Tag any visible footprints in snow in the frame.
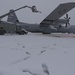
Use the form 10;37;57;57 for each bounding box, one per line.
10;56;30;65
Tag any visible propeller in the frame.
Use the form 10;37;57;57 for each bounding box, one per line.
65;14;70;27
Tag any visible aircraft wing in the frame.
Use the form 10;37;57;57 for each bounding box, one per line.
40;2;75;25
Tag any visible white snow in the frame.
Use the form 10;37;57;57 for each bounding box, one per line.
0;33;75;75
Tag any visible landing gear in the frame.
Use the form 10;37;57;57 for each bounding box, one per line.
59;25;62;29
0;27;6;35
42;32;51;34
16;26;28;35
16;30;28;35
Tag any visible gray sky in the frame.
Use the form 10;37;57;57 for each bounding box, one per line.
0;0;75;24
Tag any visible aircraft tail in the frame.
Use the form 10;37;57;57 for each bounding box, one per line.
7;9;19;23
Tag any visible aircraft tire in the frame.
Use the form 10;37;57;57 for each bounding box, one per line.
73;33;75;34
42;32;51;34
0;30;5;35
67;32;70;34
18;31;28;35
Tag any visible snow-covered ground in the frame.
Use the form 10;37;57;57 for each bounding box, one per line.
0;33;75;75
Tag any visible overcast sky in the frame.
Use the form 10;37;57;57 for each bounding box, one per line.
0;0;75;24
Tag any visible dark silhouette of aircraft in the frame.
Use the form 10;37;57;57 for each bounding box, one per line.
7;2;75;34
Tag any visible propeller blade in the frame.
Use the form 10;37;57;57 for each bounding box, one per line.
66;23;67;27
66;14;68;18
68;22;70;26
65;14;71;27
65;22;70;27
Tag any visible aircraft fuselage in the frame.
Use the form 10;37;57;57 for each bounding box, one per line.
17;22;75;34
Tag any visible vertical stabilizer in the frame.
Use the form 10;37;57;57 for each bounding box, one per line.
7;9;19;23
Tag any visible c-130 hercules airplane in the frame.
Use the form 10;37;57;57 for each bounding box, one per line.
7;2;75;34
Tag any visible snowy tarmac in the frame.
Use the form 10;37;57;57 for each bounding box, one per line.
0;33;75;75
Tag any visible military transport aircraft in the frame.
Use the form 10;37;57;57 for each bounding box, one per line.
0;5;40;34
7;2;75;34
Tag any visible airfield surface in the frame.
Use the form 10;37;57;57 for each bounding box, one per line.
0;33;75;75
45;33;75;38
